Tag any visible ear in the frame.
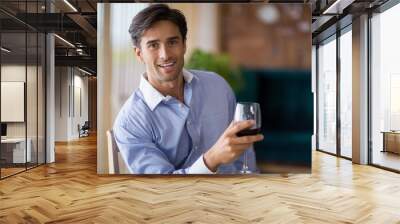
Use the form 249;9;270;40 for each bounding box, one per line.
183;40;187;54
134;47;144;63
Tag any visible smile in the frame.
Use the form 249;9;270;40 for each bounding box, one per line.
158;61;176;68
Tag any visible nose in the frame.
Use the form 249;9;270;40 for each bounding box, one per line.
159;44;171;61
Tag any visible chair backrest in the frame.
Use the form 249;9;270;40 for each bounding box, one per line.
106;130;119;174
106;129;130;174
82;121;90;129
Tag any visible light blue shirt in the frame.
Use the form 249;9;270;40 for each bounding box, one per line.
113;69;257;174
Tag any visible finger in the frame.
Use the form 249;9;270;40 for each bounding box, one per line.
228;120;236;128
231;134;264;144
230;143;253;153
221;121;236;137
226;120;255;136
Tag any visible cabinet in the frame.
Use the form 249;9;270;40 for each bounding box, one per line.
0;138;32;165
382;132;400;154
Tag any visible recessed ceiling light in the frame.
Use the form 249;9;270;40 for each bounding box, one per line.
323;0;355;15
1;47;11;53
54;34;75;48
78;67;93;76
63;0;78;12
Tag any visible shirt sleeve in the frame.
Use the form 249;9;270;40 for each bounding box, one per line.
113;120;215;174
187;155;215;174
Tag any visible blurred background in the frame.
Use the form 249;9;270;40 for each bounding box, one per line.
97;3;312;174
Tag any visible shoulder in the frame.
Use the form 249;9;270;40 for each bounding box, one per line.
189;69;226;82
188;69;236;107
189;69;232;91
113;90;151;131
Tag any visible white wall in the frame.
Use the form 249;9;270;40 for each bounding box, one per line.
1;66;26;139
1;65;39;137
54;67;89;141
72;73;89;138
55;66;68;141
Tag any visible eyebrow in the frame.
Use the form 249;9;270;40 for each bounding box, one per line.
145;36;180;46
167;36;180;41
146;39;159;46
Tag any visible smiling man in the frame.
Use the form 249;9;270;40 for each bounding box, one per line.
113;4;264;174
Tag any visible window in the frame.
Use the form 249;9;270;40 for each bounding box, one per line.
317;36;337;154
339;28;352;158
371;2;400;171
0;1;46;179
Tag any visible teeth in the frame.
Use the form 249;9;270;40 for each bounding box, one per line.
159;62;175;67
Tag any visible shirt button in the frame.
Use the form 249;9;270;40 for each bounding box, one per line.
194;146;198;150
187;120;191;125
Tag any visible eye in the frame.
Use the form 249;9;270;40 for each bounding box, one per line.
168;39;178;46
148;42;159;49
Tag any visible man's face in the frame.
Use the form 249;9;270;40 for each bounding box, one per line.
135;20;186;83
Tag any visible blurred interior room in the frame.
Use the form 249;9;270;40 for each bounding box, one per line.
0;0;400;223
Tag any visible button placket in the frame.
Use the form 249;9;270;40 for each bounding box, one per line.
187;114;200;154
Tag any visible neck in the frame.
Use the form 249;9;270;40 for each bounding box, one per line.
147;73;185;103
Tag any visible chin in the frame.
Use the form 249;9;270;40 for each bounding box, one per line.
162;74;180;82
157;71;180;82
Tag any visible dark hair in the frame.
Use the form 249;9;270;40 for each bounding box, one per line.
129;4;187;48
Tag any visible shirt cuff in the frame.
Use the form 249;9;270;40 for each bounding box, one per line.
187;154;216;174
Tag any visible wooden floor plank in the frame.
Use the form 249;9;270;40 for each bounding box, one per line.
1;134;400;223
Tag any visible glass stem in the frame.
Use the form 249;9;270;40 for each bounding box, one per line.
243;150;248;173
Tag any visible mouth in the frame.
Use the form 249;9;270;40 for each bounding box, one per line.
158;61;176;69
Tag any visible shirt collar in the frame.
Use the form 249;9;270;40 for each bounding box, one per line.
139;69;194;111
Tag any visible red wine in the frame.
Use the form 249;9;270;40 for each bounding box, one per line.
236;128;261;137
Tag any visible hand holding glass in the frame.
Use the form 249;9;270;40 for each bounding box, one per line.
234;102;262;174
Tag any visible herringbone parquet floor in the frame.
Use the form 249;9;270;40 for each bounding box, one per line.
1;134;400;223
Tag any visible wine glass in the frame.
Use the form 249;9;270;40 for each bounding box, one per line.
234;102;261;174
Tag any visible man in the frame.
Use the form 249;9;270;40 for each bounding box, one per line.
113;4;264;174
